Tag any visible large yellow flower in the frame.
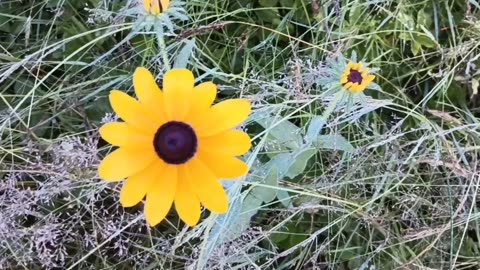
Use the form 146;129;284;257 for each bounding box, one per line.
142;0;169;15
340;61;376;93
98;67;251;227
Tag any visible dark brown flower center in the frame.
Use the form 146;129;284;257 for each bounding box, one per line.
153;121;197;165
347;69;363;84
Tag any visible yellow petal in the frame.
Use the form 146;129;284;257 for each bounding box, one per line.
99;122;153;148
160;0;170;11
98;148;157;182
186;158;228;213
340;75;348;84
361;68;370;76
142;0;150;11
152;0;161;14
109;90;160;133
186;82;217;123
364;74;376;84
354;63;363;70
197;150;249;179
143;0;161;14
347;62;355;69
174;168;201;226
163;69;194;121
144;165;177;226
199;130;251;156
133;67;166;122
195;99;251;137
120;160;164;207
349;84;362;93
344;82;353;90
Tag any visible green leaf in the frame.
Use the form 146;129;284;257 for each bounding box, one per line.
251;167;278;203
349;0;363;23
411;40;422;56
286;222;309;246
270;230;289;243
267;153;292;176
347;257;364;270
29;111;51;138
305;116;326;145
256;114;303;151
85;96;112;123
277;189;292;207
0;14;11;32
208;186;263;244
279;0;295;7
45;0;63;8
444;81;467;107
254;9;280;24
416;9;432;28
398;32;413;41
286;148;316;179
173;39;196;69
259;0;278;6
314;135;355;152
397;11;415;30
415;32;437;48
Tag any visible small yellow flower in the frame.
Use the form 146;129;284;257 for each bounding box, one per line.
142;0;170;15
98;67;251;227
340;61;376;93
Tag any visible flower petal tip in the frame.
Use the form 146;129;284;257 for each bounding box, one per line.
183;218;200;227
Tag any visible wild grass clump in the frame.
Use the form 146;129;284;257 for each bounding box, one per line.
1;0;480;269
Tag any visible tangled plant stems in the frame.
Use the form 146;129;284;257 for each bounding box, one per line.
98;67;252;226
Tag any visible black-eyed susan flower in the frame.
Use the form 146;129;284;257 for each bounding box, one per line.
98;67;251;227
340;62;376;93
314;51;380;96
142;0;169;16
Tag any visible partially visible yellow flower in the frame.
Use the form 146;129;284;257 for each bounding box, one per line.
142;0;170;15
340;61;376;93
98;67;251;227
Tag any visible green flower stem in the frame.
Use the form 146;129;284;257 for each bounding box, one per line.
320;90;345;122
154;25;170;71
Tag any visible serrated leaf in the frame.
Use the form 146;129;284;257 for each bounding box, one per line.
286;148;316;179
314;135;355;152
251;167;278;203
